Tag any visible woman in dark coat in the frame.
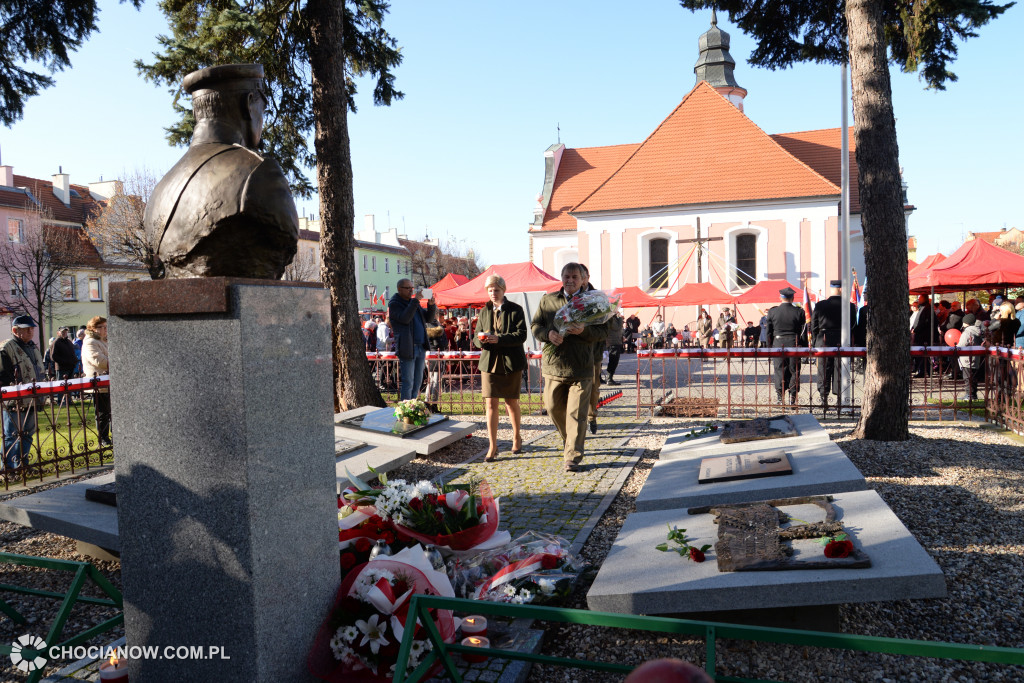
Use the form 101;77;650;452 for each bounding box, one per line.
473;275;527;461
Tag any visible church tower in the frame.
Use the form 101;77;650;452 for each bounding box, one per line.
693;9;747;112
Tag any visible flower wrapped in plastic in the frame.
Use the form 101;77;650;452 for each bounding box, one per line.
338;493;407;578
309;545;459;682
344;471;511;556
450;532;588;605
553;290;620;334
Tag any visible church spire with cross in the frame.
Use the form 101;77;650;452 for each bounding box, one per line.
693;8;748;111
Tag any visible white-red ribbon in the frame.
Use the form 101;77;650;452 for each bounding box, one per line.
0;375;110;398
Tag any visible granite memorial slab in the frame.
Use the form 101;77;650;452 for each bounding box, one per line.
336;442;417;489
636;441;868;513
587;490;946;618
335;437;367;457
0;472;119;551
335;406;476;456
697;448;792;484
661;413;829;460
338;408;449;438
718;415;797;443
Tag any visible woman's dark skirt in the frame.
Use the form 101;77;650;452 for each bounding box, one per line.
481;370;523;399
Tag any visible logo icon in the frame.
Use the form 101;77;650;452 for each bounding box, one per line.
10;634;47;672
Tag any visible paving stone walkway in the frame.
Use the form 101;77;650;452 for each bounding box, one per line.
442;391;649;552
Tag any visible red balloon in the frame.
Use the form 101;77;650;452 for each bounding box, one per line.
944;328;961;346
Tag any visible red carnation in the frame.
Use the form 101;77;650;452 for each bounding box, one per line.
382;531;397;545
824;539;854;558
541;554;559;570
409;497;424;512
340;552;357;569
354;537;372;553
689;547;706;563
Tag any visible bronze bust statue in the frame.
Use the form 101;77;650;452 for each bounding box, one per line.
145;64;299;279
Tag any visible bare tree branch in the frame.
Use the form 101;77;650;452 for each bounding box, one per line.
83;169;163;279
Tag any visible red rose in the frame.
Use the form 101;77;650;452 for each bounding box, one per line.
541;554;559;570
392;579;410;595
476;504;485;516
689;547;706;562
382;531;397;545
340;552;356;569
824;540;854;558
409;497;424;512
354;537;372;553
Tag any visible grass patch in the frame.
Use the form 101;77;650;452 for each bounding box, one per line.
4;399;112;479
925;396;987;417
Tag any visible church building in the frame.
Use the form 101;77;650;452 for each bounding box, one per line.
528;13;913;323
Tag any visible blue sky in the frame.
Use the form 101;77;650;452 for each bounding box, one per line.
1;0;1020;268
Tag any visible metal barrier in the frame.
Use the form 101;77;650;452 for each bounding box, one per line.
0;375;113;490
635;346;1000;421
366;352;546;415
0;552;123;683
393;595;1024;683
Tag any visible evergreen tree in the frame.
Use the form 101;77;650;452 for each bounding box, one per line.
0;0;141;125
137;0;404;410
680;0;1012;440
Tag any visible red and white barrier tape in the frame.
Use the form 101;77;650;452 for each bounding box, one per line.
1;375;110;399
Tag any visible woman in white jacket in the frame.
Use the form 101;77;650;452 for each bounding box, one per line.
82;316;111;447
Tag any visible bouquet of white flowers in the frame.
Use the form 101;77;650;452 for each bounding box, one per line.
553;290;620;334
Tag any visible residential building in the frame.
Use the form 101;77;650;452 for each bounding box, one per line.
967;228;1024;251
528;14;914;324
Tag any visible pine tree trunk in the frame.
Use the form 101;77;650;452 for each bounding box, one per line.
847;0;910;440
307;0;385;411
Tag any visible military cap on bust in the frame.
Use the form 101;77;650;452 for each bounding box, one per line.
183;63;266;96
779;287;796;298
829;279;842;288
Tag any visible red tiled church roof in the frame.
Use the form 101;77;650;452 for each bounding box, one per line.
538;144;637;232
770;128;860;213
572;82;839;214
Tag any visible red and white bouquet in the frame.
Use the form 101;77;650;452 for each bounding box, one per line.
309;545;458;682
450;532;588;605
553;290;620;334
342;471;510;557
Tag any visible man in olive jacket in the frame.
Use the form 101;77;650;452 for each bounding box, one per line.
0;316;45;470
531;263;607;472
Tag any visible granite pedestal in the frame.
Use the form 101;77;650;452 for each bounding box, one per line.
587;490;946;626
635;441;868;512
661;413;829;460
109;279;339;682
334;405;476;456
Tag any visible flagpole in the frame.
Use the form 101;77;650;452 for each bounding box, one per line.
840;63;853;409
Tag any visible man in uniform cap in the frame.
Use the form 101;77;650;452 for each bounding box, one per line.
766;287;805;404
0;315;45;470
145;63;298;279
811;279;857;407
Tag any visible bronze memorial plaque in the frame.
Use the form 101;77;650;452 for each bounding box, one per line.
718;415;798;444
697;448;793;484
690;496;871;572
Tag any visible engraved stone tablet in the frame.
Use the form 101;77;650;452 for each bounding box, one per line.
85;481;117;507
337;408;449;438
703;496;871;572
718;415;797;443
697;449;793;484
334;437;367;456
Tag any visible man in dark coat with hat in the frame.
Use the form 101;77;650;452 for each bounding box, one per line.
811;280;857;405
766;287;805;404
0;315;45;470
145;64;298;279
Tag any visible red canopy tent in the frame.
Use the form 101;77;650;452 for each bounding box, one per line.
435;262;561;308
659;281;735;306
605;286;662;308
429;273;470;292
732;279;816;305
908;252;946;278
909;239;1024;293
908;259;919;272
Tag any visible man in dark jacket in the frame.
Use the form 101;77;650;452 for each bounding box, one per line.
531;263;607;472
767;287;806;404
388;279;437;400
811;280;856;404
0;315;45;470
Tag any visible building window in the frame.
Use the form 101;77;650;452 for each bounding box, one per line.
362;254;368;270
10;273;25;297
384;286;390;299
363;285;373;300
648;238;669;289
89;277;103;301
372;256;376;271
61;275;77;301
385;257;389;273
735;234;756;287
7;218;23;243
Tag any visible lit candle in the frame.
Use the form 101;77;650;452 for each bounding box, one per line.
98;656;129;682
461;615;487;637
460;636;489;663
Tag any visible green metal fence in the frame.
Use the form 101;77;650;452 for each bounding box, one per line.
0;553;123;683
393;596;1024;683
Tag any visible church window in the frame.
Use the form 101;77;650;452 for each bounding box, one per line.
648;238;669;289
735;234;756;287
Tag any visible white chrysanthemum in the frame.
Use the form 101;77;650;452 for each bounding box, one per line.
329;628;354;660
413;480;438;497
537;578;557;595
355;567;397;595
341;625;359;642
